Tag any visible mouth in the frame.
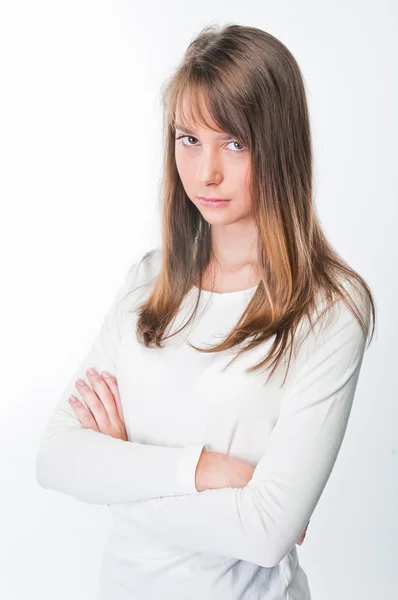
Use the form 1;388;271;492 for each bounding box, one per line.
198;197;231;207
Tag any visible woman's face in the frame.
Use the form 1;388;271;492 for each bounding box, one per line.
174;102;252;227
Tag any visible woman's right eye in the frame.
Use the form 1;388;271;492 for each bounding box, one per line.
175;135;198;146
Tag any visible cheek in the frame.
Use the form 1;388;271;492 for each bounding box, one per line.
175;150;192;183
230;162;251;194
235;165;252;210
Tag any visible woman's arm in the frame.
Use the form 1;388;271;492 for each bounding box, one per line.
35;254;205;505
109;296;369;568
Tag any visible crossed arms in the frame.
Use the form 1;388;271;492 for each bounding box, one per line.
36;261;368;568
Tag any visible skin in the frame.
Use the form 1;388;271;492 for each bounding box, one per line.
68;367;308;547
174;97;260;291
68;368;128;441
68;97;309;545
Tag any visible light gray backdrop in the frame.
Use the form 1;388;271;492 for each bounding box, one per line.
0;1;396;599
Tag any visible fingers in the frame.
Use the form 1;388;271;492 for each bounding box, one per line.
85;368;121;425
68;396;99;431
101;371;125;423
71;372;112;432
296;520;310;545
68;368;122;435
296;532;305;546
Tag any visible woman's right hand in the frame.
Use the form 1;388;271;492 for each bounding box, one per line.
195;450;254;492
195;450;309;545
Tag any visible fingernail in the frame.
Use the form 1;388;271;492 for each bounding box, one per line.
87;368;97;375
102;371;112;378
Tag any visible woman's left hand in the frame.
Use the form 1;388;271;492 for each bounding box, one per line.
68;369;309;545
68;368;128;441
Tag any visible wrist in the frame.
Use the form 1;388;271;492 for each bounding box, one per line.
195;450;227;492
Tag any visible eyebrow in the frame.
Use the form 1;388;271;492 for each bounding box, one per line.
174;122;232;141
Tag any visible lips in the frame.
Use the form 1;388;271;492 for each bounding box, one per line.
199;197;230;202
198;197;231;207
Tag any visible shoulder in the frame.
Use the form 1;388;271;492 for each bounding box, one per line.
124;246;162;288
292;276;371;367
115;247;162;313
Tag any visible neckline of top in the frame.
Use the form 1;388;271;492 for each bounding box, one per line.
191;283;259;298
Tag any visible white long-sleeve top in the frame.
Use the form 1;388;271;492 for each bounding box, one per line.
36;247;370;600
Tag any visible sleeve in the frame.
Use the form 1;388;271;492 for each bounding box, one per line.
109;294;370;568
35;251;205;505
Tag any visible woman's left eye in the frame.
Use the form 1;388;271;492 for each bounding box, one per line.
176;135;245;152
227;140;245;151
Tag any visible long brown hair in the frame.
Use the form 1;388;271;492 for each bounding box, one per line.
130;23;376;385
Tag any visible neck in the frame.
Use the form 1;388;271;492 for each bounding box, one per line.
209;218;259;273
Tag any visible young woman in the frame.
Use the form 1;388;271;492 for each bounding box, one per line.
36;24;376;599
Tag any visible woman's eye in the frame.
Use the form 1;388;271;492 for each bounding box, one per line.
227;140;244;152
175;135;245;152
177;135;199;146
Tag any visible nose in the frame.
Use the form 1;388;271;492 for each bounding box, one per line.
196;147;223;186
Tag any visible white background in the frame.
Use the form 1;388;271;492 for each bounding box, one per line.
1;1;397;598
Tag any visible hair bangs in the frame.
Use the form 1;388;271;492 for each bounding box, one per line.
172;72;251;149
